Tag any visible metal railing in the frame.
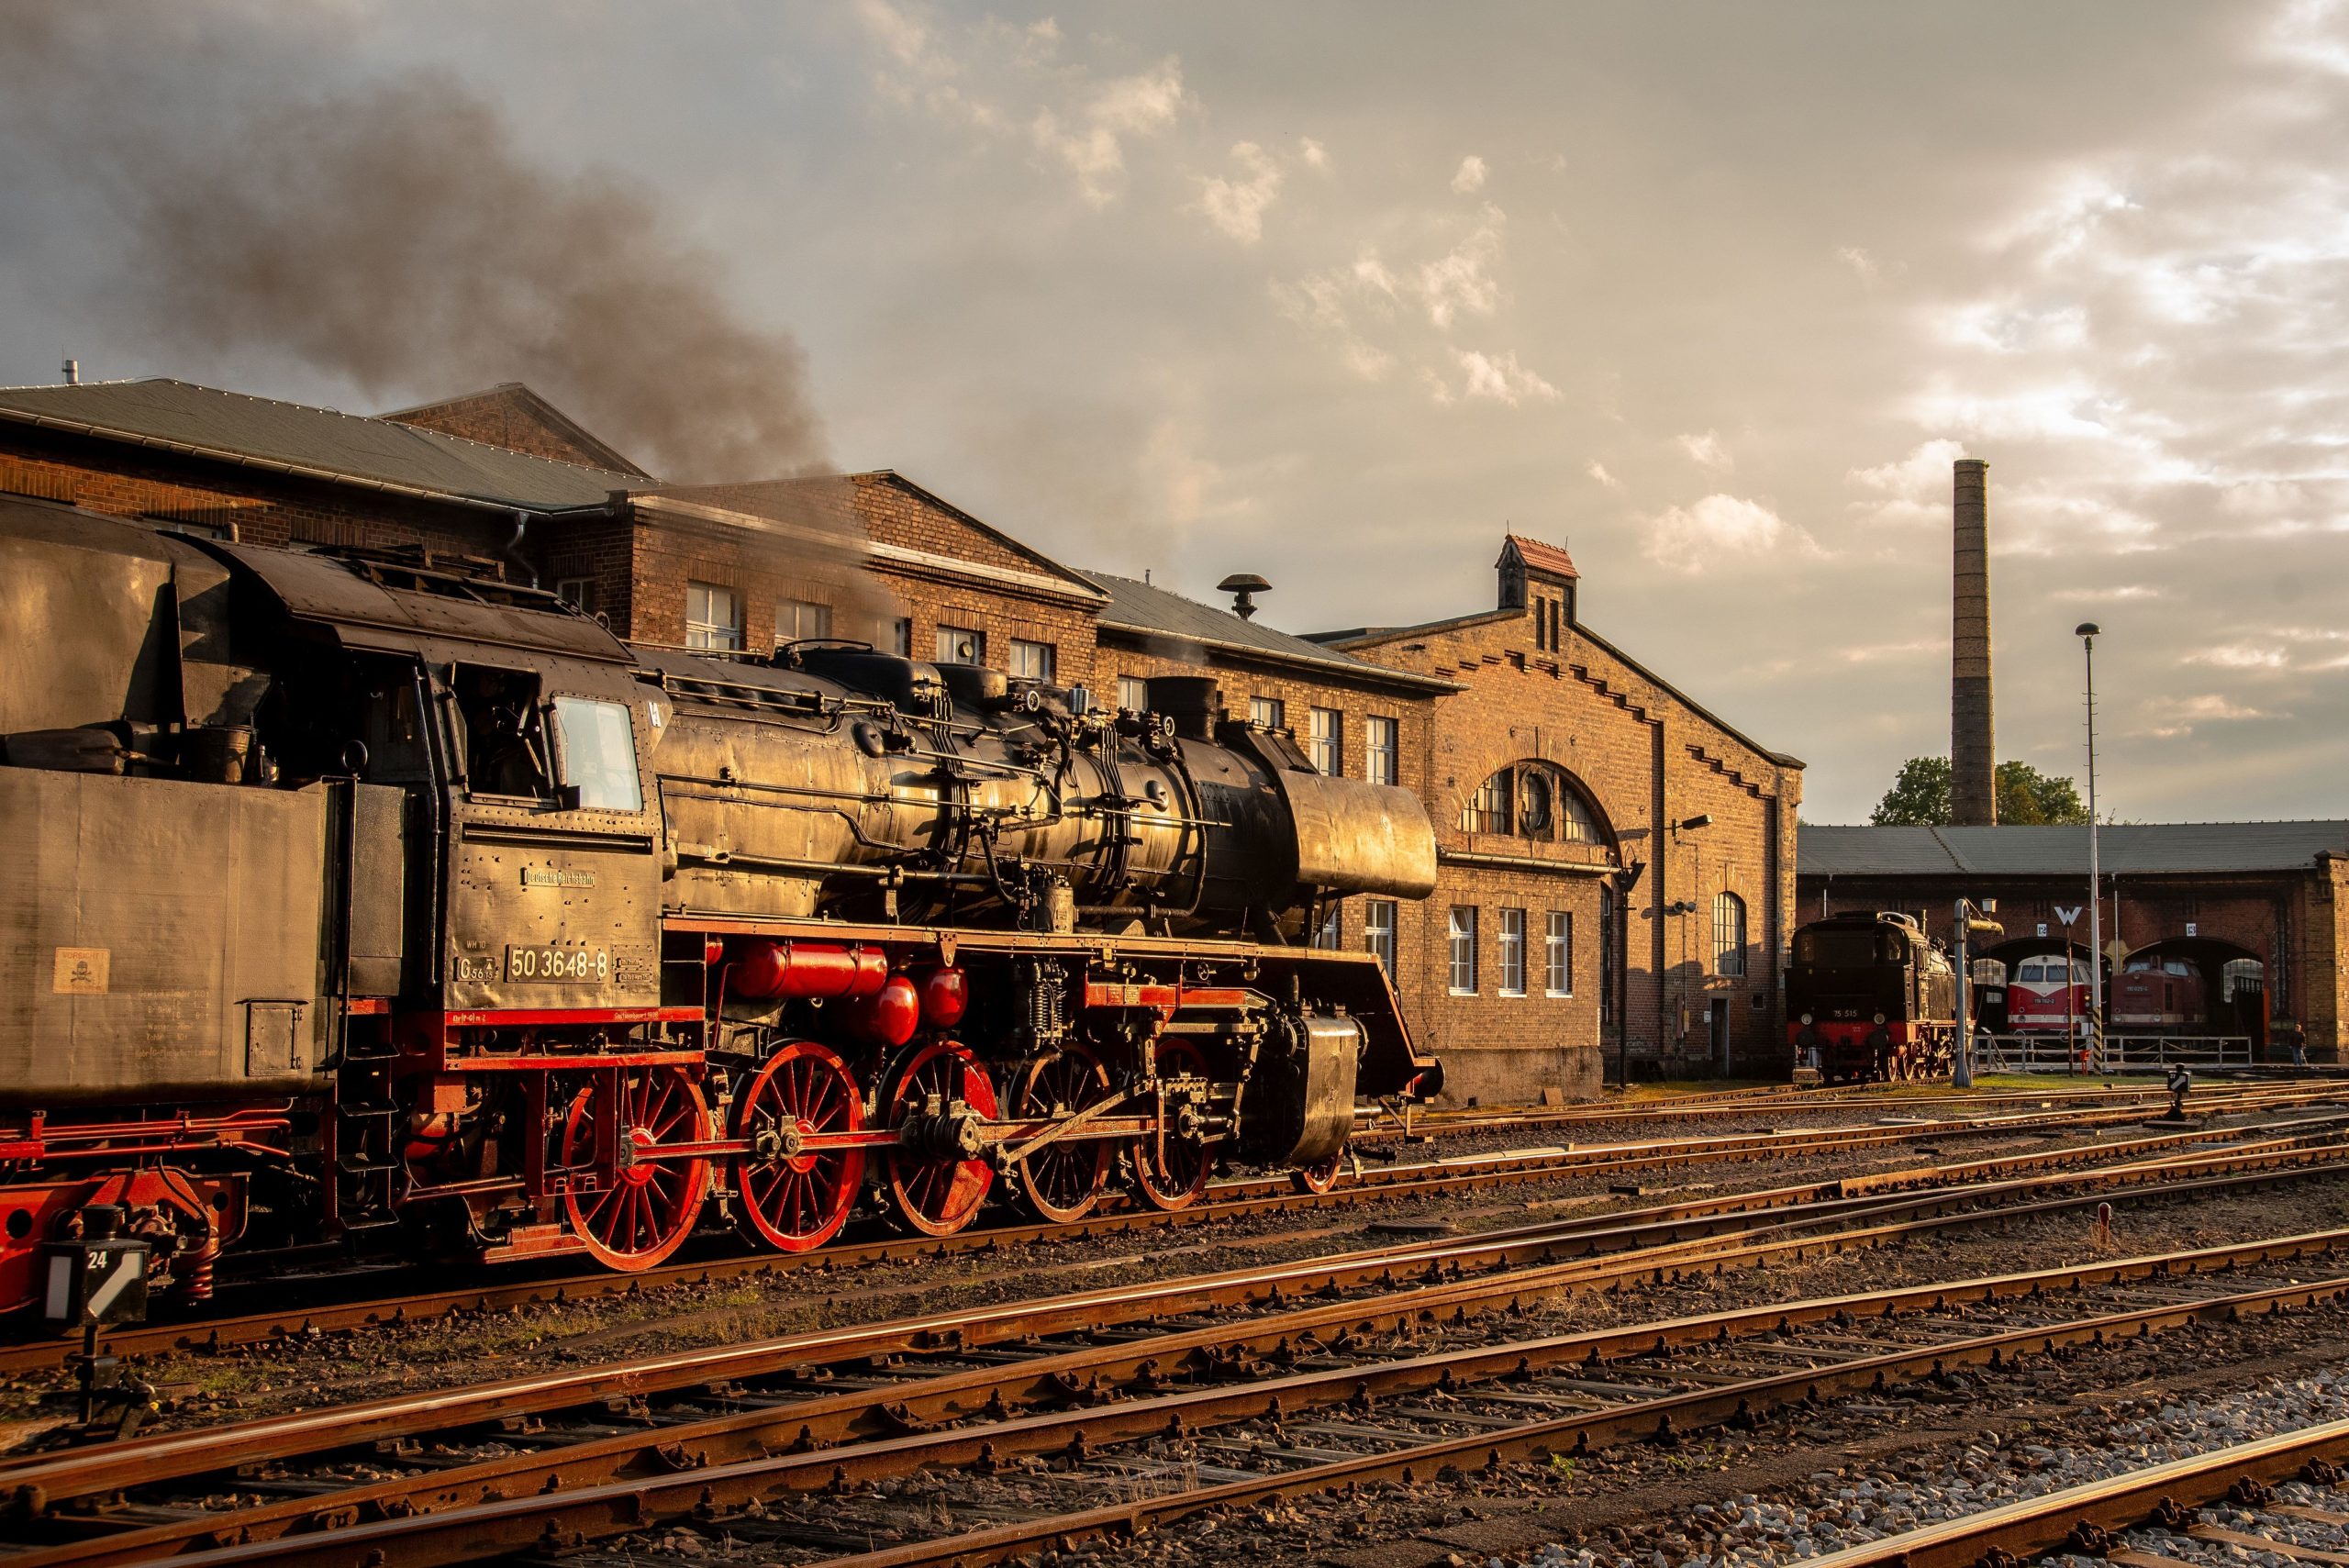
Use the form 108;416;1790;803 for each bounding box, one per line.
1973;1033;2256;1073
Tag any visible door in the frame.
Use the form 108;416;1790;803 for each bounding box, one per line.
1709;997;1731;1074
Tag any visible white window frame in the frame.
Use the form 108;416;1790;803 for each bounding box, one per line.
1714;891;1748;978
1250;695;1286;730
892;617;913;657
1364;898;1397;981
1308;706;1341;774
775;598;831;647
1365;715;1398;786
1497;907;1527;996
1448;906;1478;995
1545;910;1573;997
936;625;985;665
1310;904;1342;950
685;581;740;651
1009;638;1056;683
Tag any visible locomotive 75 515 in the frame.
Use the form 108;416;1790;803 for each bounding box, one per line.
0;497;1442;1313
1786;911;1956;1083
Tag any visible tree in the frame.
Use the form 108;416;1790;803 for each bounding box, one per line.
1869;756;2089;827
1995;761;2088;825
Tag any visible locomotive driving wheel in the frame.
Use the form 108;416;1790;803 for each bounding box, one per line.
560;1065;711;1271
732;1040;865;1252
882;1040;999;1237
1011;1045;1115;1223
1131;1040;1215;1211
1291;1151;1346;1195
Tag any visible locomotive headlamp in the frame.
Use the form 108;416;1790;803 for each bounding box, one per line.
1873;1012;1887;1025
1800;1013;1813;1026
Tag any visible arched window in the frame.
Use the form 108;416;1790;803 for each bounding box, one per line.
1459;762;1606;844
1713;892;1747;977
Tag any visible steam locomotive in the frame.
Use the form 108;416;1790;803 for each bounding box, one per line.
1786;911;1956;1083
0;496;1442;1316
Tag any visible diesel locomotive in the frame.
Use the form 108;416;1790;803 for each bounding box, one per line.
1786;911;1956;1083
0;496;1442;1315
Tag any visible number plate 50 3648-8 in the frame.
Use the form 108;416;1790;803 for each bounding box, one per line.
506;945;611;984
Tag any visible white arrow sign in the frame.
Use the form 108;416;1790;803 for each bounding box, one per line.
2054;906;2083;926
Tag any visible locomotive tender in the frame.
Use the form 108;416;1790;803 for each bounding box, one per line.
0;497;1442;1314
1786;911;1956;1083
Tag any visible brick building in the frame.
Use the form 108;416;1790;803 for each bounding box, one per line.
0;373;1806;1100
1316;539;1805;1098
1799;823;2349;1058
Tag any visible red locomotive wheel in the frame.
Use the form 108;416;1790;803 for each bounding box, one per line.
882;1040;999;1237
732;1040;865;1253
1011;1046;1115;1224
1131;1040;1215;1211
561;1066;711;1271
1291;1151;1346;1195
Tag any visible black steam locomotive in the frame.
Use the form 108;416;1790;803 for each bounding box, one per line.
0;496;1442;1314
1786;911;1956;1083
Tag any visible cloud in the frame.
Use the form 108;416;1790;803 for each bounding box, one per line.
1677;429;1733;471
1848;438;1969;495
2047;584;2161;603
1298;136;1329;171
2140;693;2281;738
1451;154;1486;194
1030;58;1188;206
1194;140;1282;243
1414;206;1507;327
1642;494;1811;573
1836;245;1879;283
1450;349;1559;406
2188;644;2289;669
1586;459;1623;491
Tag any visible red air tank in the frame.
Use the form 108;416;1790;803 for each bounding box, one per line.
918;966;969;1029
843;975;921;1048
732;941;887;1001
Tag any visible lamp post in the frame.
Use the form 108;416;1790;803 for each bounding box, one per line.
2077;622;2104;1068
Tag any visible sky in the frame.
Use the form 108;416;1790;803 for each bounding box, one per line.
2;2;2345;824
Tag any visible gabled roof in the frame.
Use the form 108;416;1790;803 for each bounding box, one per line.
378;383;652;479
0;377;637;514
1801;822;2349;879
1501;533;1578;580
1084;571;1459;693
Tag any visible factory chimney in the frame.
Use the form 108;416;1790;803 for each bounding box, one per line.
1951;457;1996;825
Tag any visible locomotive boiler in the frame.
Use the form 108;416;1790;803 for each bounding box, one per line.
0;496;1442;1312
1786;911;1956;1083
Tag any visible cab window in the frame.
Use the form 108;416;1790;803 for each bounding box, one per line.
552;696;642;811
451;665;551;798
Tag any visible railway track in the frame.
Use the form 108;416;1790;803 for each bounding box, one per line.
6;1133;2348;1564
15;1214;2349;1565
5;1084;2332;1378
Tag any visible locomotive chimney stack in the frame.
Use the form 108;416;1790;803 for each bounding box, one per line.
1951;457;1996;826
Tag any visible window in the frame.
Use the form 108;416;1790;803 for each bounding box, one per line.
1714;891;1748;977
1118;675;1149;712
936;625;985;665
1308;707;1341;773
554;576;597;615
1365;716;1398;785
1546;911;1573;996
1250;695;1286;729
1364;899;1397;981
1599;884;1617;1026
451;665;551;798
892;617;913;657
1448;906;1479;995
1497;908;1527;995
1459;762;1604;843
551;696;642;812
1009;638;1056;683
776;599;831;646
685;581;740;651
1310;905;1342;950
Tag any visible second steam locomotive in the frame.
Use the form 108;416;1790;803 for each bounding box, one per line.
1786;911;1957;1083
0;497;1442;1315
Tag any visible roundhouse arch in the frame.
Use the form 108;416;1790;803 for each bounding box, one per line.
2121;935;2268;1049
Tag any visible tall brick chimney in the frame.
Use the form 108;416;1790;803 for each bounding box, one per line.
1951;457;1996;825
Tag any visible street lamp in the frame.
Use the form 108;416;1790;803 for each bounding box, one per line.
2077;622;2104;1067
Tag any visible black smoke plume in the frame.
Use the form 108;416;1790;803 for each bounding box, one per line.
4;10;826;483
